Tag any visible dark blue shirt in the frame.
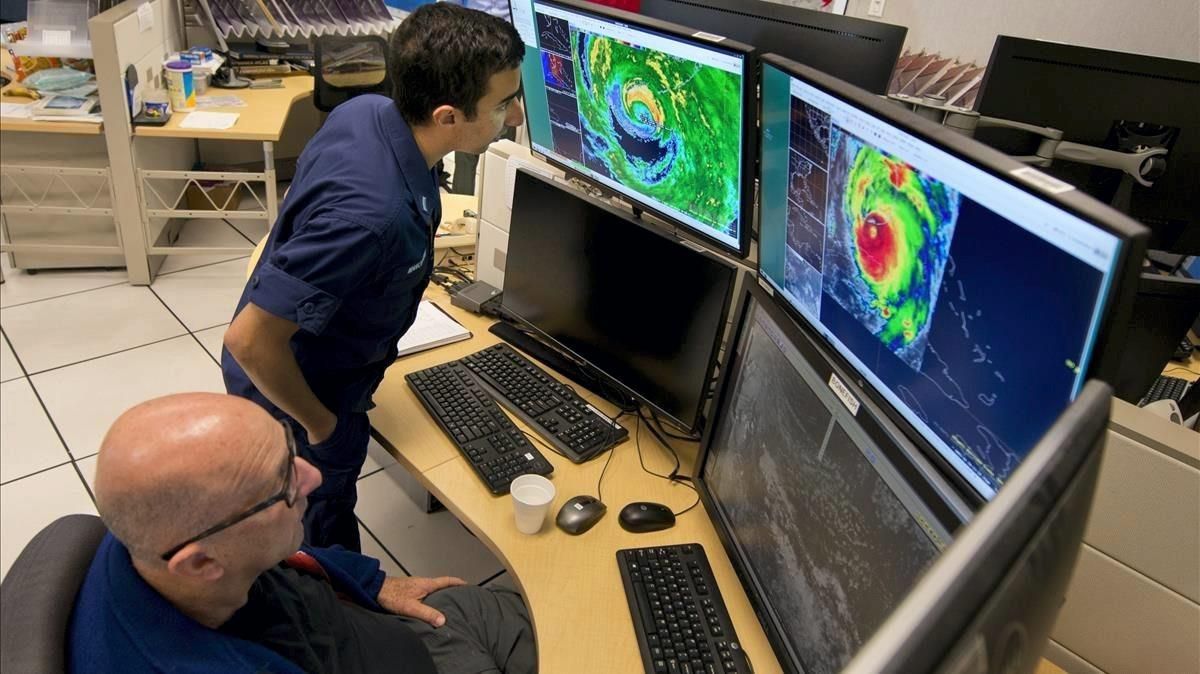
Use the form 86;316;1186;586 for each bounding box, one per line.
223;95;441;416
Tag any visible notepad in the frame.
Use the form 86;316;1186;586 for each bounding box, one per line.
396;301;472;358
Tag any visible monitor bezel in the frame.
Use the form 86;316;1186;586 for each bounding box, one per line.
638;0;907;95
693;272;973;674
756;52;1147;503
500;167;738;433
516;0;759;259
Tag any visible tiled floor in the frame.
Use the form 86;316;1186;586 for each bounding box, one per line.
0;219;507;587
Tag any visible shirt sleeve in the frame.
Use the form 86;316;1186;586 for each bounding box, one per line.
244;218;384;335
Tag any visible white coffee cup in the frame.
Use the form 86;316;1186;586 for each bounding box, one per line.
511;474;556;534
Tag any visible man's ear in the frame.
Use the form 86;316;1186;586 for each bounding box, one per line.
166;544;226;582
429;104;458;127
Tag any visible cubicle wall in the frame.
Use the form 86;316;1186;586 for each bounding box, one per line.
1047;400;1200;674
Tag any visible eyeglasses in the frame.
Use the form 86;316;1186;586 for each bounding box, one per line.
159;422;300;561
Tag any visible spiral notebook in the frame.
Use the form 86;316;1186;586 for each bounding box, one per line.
396;301;472;358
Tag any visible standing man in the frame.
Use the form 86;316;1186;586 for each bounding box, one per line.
223;3;526;551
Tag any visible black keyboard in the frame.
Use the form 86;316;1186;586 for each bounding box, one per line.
460;343;628;462
1141;374;1192;405
406;362;553;494
618;544;752;674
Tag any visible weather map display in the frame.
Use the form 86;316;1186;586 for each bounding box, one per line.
511;0;749;254
758;63;1124;499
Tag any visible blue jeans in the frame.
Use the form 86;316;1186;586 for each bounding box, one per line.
291;410;370;552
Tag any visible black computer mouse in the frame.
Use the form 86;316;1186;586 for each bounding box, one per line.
618;502;676;533
556;495;607;535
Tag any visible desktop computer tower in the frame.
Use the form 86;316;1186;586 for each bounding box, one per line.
476;140;562;288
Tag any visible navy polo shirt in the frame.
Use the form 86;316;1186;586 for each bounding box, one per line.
222;95;441;417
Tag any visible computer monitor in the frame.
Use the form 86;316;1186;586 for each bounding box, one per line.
695;277;971;674
845;379;1112;674
1112;272;1200;403
508;0;756;257
638;0;907;94
974;36;1200;255
756;53;1145;501
501;168;736;432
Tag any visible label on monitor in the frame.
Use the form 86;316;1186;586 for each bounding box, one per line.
692;31;726;42
1010;167;1075;195
827;373;861;416
757;276;775;295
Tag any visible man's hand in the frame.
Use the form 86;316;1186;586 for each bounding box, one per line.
376;575;467;627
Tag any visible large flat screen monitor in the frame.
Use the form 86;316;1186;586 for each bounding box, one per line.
845;380;1111;674
696;277;969;674
756;53;1145;500
639;0;906;94
502;168;736;432
975;36;1200;255
509;0;755;256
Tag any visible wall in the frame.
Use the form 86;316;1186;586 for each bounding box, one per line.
842;0;1200;66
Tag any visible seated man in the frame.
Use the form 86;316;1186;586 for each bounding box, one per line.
68;392;535;673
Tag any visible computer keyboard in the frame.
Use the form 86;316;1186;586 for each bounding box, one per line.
406;362;553;494
459;343;628;463
1141;374;1192;406
618;544;752;674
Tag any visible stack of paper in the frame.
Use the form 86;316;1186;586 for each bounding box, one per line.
396;301;472;358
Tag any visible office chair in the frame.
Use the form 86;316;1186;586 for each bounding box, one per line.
0;514;108;673
313;35;392;113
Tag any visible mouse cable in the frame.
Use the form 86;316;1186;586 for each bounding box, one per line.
632;409;701;517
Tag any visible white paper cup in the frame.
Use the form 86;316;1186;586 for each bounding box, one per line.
511;474;555;534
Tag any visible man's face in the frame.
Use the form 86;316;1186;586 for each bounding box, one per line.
458;67;524;154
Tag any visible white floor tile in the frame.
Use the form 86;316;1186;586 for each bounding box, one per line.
76;453;98;493
2;284;186;373
156;219;253;276
0;256;127;309
360;434;398;478
194;324;228;361
1;463;97;580
150;259;249;332
0;333;22;382
0;378;71;483
355;464;503;585
32;336;226;457
359;524;407;578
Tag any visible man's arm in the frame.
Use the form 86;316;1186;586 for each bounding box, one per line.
376;575;467;627
224;302;338;443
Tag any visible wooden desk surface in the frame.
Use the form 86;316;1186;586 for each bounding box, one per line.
0;96;102;135
369;288;785;674
133;76;314;142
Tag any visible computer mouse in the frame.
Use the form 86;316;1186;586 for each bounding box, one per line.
618;502;676;533
556;495;607;535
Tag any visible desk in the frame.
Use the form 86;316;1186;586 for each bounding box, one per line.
0;98;124;272
367;286;785;674
131;76;314;281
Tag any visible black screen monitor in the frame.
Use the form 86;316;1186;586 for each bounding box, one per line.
1112;272;1200;402
502;168;736;432
974;36;1200;255
757;53;1145;501
639;0;907;94
844;379;1111;674
509;0;756;257
696;276;971;674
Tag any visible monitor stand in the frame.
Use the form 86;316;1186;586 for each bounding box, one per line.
488;321;636;411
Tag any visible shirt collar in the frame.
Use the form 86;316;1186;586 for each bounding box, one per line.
377;104;440;225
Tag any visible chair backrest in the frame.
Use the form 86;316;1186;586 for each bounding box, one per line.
0;514;108;674
313;35;392;112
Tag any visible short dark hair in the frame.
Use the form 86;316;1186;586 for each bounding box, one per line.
389;4;524;124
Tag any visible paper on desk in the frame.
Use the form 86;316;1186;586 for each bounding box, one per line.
0;102;34;118
180;111;240;129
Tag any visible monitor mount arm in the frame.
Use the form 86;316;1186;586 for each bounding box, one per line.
888;94;1169;187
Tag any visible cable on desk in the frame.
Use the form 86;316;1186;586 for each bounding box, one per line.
633;408;701;517
647;406;701;442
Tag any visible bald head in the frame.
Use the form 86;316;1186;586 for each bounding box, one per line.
95;393;284;562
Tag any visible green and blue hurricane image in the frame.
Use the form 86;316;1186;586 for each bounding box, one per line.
571;30;742;236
